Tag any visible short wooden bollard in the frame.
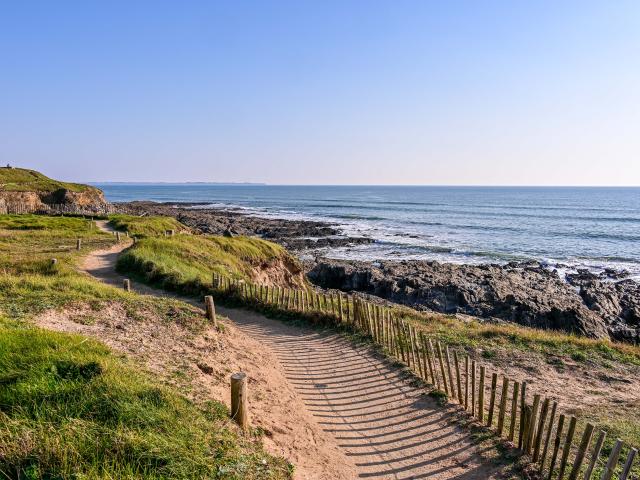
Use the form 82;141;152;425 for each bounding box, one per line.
231;372;248;430
116;231;121;242
51;258;58;266
204;295;217;326
123;279;131;292
76;238;82;250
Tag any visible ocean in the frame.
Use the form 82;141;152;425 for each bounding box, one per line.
95;184;640;279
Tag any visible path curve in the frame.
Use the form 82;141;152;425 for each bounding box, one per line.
81;222;506;480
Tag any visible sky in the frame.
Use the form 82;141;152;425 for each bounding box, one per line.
1;1;639;185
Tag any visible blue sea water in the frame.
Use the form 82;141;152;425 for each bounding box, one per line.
95;184;640;279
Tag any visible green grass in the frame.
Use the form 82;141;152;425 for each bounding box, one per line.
116;233;303;296
109;214;189;238
0;322;292;479
0;214;293;479
0;167;95;193
396;309;640;367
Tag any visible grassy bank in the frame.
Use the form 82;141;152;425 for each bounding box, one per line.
0;167;94;193
116;228;302;296
109;214;189;238
0;322;291;479
0;214;293;479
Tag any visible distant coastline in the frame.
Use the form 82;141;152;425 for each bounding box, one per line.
91;181;266;186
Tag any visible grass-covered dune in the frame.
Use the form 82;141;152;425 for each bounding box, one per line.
115;217;305;296
109;214;190;238
0;167;97;193
0;214;292;479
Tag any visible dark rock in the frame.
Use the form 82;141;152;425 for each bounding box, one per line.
308;258;613;339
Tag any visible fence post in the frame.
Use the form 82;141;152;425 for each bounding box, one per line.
518;382;527;449
583;430;606;480
230;372;249;431
526;394;541;454
533;398;550;462
76;238;82;250
205;295;217;326
557;416;577;479
488;372;498;427
478;366;485;422
497;377;509;436
600;439;623;480
540;401;557;470
123;279;131;291
567;422;594;480
620;447;637;480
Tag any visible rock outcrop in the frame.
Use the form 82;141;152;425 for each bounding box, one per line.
307;259;639;341
0;167;107;210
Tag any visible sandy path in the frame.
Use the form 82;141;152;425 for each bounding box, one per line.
72;222;508;479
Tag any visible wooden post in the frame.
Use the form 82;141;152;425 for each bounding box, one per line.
230;372;248;430
557;416;577;479
526;394;541;454
420;333;429;382
445;346;456;399
487;372;498;427
205;295;217;326
540;401;557;470
533;398;550;462
518;382;527;449
338;294;344;322
436;341;449;395
421;333;436;387
497;377;509;436
567;422;594;480
509;381;520;442
464;355;469;410
76;238;82;250
521;405;532;454
600;439;623;480
123;279;131;292
583;430;606;480
478;366;485;422
471;360;476;416
620;447;637;480
51;258;58;266
116;231;121;242
548;414;565;480
454;351;463;404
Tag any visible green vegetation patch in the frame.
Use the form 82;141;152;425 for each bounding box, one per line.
397;309;640;367
109;214;189;238
0;167;94;193
0;322;292;479
116;233;297;296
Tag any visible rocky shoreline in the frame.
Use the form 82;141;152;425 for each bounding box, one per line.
118;201;640;343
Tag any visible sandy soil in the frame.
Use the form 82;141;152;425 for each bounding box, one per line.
38;221;514;479
471;347;640;423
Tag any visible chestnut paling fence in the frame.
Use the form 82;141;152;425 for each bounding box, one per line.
0;200;120;216
210;272;638;480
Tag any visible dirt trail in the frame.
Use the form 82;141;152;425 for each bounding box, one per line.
68;221;509;479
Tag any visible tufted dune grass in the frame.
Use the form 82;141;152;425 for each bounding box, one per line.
109;214;189;238
116;232;302;297
0;167;95;193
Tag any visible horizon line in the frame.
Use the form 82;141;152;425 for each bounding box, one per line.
88;182;640;188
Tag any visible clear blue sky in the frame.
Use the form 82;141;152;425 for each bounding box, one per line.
1;1;639;185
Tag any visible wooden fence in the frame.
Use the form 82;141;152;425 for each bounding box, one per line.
210;273;638;480
0;200;122;216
